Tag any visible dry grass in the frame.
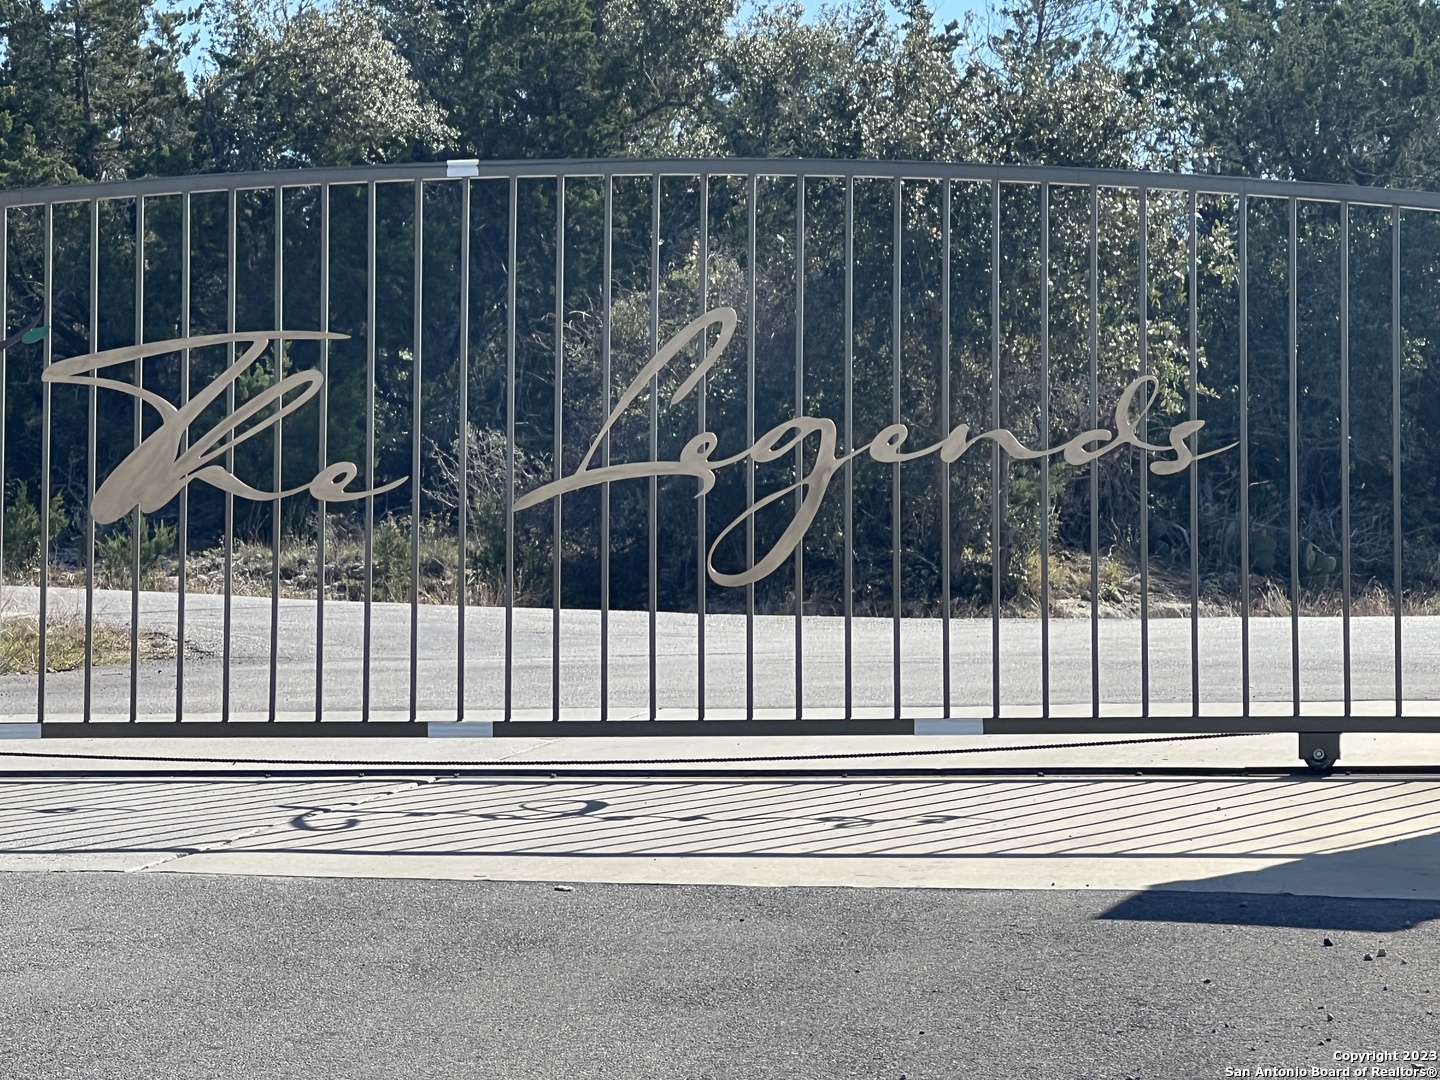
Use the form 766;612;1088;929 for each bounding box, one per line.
32;517;474;604
0;615;182;676
984;549;1440;619
11;524;1440;619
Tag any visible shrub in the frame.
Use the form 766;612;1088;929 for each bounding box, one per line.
96;519;178;586
3;483;66;572
372;517;410;599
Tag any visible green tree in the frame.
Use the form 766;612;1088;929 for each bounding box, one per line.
382;0;733;159
700;0;969;160
196;0;454;170
0;0;194;185
971;0;1176;169
1138;0;1440;188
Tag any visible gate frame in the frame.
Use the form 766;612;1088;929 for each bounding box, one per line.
4;156;1440;771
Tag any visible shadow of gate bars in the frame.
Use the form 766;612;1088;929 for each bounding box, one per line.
1;158;1438;765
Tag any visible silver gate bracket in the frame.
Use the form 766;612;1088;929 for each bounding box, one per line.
914;719;985;736
0;724;42;739
427;721;494;738
446;159;481;177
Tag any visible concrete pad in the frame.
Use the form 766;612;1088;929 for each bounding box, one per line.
0;735;559;771
146;775;1440;898
152;851;1307;890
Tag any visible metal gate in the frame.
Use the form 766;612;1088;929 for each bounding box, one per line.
1;158;1438;750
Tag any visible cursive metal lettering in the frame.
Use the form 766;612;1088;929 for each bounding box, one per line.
514;307;1236;588
43;331;404;525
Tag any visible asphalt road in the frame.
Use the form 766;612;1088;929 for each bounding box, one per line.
1;872;1435;1080
3;586;1437;718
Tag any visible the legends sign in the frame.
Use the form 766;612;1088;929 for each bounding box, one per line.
49;307;1232;589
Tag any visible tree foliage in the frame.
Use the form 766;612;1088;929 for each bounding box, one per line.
196;0;455;170
6;0;1440;616
0;0;193;184
1139;0;1440;188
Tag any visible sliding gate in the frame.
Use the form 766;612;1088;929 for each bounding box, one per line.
2;158;1439;757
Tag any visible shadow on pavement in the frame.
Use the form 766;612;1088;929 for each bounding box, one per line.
9;775;1440;908
1102;829;1440;930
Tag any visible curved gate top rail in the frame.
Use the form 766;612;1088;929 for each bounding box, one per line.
1;155;1438;767
4;157;1440;211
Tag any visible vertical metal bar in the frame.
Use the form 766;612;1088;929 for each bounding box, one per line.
600;174;612;721
795;175;805;718
457;178;470;721
85;200;98;721
177;192;190;722
699;173;710;720
552;176;564;722
1090;186;1099;716
991;180;1002;719
411;179;423;721
269;185;283;723
504;177;517;721
1188;190;1200;715
1340;202;1352;716
0;210;6;680
1392;207;1403;716
130;196;143;723
940;179;952;718
362;181;376;721
891;177;902;719
316;184;330;722
223;191;235;722
1288;196;1301;715
1138;187;1149;717
1040;183;1051;718
747;174;758;721
1239;194;1251;717
649;174;659;720
38;202;52;719
843;176;854;721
